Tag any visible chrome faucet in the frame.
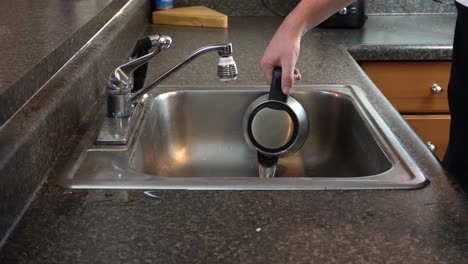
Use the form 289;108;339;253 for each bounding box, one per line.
97;34;238;144
106;35;172;118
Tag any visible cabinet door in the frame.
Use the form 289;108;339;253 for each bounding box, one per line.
361;61;450;113
404;115;450;160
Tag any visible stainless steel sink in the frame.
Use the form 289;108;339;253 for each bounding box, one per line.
55;85;428;190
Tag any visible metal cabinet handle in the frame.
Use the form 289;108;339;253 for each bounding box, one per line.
426;141;437;152
431;83;443;94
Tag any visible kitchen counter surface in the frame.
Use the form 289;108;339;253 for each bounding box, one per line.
2;14;468;263
0;0;127;126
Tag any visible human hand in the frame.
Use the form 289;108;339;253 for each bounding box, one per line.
261;0;354;94
261;22;302;95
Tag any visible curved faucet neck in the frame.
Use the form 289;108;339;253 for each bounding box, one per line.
106;35;236;118
130;43;234;103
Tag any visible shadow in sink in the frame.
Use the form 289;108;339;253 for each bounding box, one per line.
56;85;427;190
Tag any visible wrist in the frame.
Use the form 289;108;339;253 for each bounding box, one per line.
286;2;315;36
278;15;306;41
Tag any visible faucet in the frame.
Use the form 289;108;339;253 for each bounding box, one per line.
96;34;238;145
106;34;238;118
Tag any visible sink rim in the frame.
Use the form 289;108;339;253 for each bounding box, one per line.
54;84;429;190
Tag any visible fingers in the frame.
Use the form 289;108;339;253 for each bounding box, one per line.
281;68;301;95
261;56;301;95
293;68;302;81
260;58;275;85
281;64;295;95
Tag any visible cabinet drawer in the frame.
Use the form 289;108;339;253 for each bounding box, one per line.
361;61;450;113
404;115;450;160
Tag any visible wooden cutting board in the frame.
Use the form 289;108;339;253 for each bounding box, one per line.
152;6;228;28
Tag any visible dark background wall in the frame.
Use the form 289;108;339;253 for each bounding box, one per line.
174;0;456;16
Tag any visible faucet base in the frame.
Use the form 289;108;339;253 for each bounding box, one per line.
96;102;145;145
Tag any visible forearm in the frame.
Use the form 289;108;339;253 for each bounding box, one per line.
261;0;355;94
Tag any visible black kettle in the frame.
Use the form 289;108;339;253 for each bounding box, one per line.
243;67;309;169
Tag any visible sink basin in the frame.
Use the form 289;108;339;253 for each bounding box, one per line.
56;85;428;190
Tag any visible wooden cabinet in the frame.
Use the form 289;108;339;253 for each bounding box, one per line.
360;61;451;160
403;115;450;159
361;61;450;113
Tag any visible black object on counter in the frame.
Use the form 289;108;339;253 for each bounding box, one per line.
319;0;367;29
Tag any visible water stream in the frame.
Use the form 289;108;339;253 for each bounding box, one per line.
257;152;279;178
258;163;277;178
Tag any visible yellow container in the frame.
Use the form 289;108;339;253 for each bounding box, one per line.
152;6;228;28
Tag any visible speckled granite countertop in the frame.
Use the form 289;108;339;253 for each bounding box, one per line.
2;15;468;263
0;0;127;126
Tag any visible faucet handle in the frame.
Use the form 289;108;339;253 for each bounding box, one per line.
107;34;173;118
130;37;153;93
151;35;172;50
130;35;173;93
130;35;172;61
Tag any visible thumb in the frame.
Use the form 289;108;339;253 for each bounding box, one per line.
281;64;294;95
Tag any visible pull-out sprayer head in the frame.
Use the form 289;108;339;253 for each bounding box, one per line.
218;56;238;81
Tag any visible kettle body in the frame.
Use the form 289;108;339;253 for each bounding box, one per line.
243;67;309;160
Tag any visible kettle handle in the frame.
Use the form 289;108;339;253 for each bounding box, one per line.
268;67;288;102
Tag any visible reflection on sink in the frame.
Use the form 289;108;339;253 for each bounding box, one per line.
56;85;428;190
132;89;392;178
